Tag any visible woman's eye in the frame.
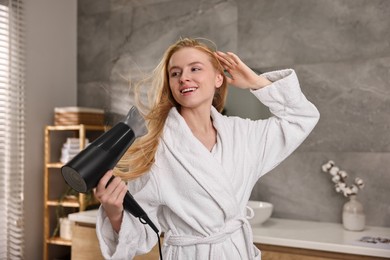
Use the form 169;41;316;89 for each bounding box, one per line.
170;71;180;77
192;67;201;72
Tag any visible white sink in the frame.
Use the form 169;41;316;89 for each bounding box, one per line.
247;200;273;225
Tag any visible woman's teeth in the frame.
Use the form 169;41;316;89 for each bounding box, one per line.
180;87;197;94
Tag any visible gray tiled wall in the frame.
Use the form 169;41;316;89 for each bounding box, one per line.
78;0;390;227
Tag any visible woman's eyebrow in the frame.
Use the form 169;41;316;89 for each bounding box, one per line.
169;61;204;71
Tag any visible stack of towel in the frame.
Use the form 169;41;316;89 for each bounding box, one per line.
60;137;89;164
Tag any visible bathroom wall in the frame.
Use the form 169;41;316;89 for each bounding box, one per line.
25;0;77;258
78;0;390;227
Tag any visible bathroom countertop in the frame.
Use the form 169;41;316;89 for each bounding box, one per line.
69;209;99;225
69;210;390;258
252;218;390;258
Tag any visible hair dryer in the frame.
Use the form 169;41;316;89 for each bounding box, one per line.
61;106;159;234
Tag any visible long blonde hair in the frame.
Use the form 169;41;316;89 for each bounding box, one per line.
115;38;228;180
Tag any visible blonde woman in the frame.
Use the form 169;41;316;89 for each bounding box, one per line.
95;38;320;259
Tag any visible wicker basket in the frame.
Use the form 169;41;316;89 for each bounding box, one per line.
54;107;105;126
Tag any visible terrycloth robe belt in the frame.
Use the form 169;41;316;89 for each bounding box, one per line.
164;217;254;259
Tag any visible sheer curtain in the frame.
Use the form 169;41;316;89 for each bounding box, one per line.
0;0;25;258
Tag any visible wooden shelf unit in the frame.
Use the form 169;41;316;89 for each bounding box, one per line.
43;124;107;260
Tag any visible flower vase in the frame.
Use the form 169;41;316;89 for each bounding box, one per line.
342;195;365;231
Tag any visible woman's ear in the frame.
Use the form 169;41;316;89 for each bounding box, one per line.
215;73;224;89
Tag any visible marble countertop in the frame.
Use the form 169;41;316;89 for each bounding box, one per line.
252;218;390;258
68;210;390;258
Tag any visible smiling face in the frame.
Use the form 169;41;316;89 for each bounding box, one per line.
167;47;223;112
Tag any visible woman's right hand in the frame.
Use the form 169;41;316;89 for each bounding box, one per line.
214;51;272;90
95;170;128;233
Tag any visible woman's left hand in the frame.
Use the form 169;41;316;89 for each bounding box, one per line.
214;51;272;90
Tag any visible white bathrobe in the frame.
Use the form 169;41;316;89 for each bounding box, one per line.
96;69;320;259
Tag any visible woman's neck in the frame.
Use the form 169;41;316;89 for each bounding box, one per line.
180;107;217;151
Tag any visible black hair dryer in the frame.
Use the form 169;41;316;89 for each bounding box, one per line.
61;106;159;234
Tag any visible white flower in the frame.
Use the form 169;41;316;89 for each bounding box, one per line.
321;164;329;172
355;178;365;188
329;166;339;176
332;175;341;183
338;170;348;179
350;185;359;194
321;160;364;198
321;160;334;172
343;187;352;197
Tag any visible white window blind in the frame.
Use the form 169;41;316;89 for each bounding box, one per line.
0;0;25;259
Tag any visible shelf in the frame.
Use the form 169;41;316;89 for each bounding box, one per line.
46;162;64;168
47;198;80;208
47;236;72;246
46;124;107;131
44;124;107;260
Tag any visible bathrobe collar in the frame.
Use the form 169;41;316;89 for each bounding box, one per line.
162;106;239;221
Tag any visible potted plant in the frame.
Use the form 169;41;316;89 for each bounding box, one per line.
52;187;97;239
321;160;366;231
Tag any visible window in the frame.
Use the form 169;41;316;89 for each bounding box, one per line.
0;0;25;258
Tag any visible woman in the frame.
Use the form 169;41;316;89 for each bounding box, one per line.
95;38;320;259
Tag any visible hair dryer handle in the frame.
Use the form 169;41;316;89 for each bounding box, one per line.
106;176;159;233
123;192;160;233
123;191;147;218
105;176;145;218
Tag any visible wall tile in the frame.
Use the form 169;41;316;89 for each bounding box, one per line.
251;152;390;227
77;0;390;227
237;0;390;68
78;13;112;82
293;57;390;152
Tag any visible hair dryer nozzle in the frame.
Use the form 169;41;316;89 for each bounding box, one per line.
123;106;148;138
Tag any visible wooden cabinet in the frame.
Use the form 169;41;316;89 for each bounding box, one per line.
43;125;106;260
70;222;160;260
255;244;389;260
71;223;104;260
68;224;387;260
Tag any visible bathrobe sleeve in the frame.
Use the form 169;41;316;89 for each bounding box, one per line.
95;170;162;259
246;69;320;178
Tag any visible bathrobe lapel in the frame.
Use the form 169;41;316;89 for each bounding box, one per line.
162;107;238;221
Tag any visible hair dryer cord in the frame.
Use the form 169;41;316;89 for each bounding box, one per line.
138;217;163;260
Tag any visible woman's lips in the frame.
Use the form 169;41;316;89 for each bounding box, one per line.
180;87;198;94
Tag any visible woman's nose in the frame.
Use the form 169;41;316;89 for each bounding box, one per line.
179;71;190;84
